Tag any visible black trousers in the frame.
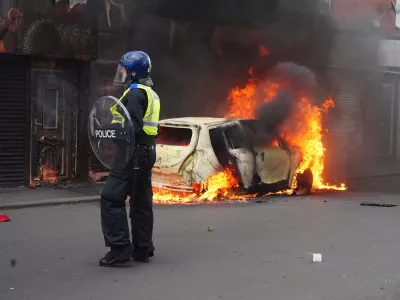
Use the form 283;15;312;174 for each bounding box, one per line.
100;146;156;252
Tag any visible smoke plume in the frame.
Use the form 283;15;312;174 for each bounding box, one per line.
256;88;292;129
255;62;319;138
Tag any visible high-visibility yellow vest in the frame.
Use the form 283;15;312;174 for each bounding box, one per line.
110;83;160;136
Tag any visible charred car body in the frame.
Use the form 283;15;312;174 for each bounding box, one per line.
153;117;313;195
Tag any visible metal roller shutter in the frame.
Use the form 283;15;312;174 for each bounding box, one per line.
327;68;363;178
0;54;29;188
313;67;363;180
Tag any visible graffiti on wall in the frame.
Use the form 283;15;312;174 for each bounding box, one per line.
22;18;95;58
18;0;97;59
0;8;24;53
0;1;97;59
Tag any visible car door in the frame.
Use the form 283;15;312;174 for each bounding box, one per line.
253;135;291;184
152;123;200;191
221;121;255;189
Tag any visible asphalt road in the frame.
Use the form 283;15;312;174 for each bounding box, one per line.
1;192;400;300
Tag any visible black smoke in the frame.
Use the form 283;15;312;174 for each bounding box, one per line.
256;88;292;129
257;61;318;125
94;0;380;124
246;87;293;147
93;0;340;118
272;62;317;93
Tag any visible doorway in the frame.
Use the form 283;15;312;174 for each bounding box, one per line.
30;69;79;185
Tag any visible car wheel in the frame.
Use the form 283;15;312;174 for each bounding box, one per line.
294;168;313;195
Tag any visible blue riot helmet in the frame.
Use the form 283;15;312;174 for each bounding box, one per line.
113;51;153;87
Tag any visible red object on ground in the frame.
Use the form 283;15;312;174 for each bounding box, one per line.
0;215;11;222
28;185;37;189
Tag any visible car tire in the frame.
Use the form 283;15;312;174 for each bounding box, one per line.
294;168;313;195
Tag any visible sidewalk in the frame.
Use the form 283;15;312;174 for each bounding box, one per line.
0;184;103;210
1;174;399;210
347;174;400;194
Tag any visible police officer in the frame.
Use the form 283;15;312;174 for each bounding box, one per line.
99;51;160;267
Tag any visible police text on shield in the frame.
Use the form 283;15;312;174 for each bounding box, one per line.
95;130;116;138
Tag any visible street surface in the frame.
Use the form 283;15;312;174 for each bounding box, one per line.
1;192;400;300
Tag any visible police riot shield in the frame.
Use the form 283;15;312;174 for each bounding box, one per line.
88;95;135;170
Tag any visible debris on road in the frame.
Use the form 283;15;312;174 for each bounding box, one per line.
208;226;213;232
0;214;10;222
10;259;17;267
385;280;393;284
360;202;397;208
312;253;322;262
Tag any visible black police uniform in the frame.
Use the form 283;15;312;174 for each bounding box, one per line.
100;84;156;266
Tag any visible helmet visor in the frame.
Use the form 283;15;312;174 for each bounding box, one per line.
113;65;128;87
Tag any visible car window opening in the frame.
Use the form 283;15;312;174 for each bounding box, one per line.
156;126;192;146
209;128;233;169
224;125;247;149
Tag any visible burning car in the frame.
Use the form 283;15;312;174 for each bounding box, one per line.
152;117;313;199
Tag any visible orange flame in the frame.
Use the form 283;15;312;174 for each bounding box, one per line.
223;69;346;191
42;165;57;184
152;168;254;204
152;66;346;204
225;81;258;119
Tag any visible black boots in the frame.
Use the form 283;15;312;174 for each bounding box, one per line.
99;245;154;267
99;246;133;267
132;246;155;263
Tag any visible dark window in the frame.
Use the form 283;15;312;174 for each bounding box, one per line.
224;125;246;149
379;83;394;155
156;126;193;146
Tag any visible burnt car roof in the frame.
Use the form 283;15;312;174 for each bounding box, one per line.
159;118;277;136
160;117;248;127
